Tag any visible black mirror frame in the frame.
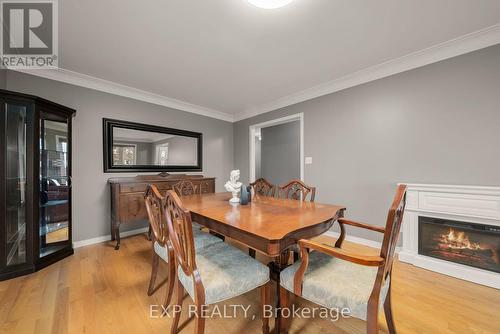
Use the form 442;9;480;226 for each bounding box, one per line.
103;118;203;173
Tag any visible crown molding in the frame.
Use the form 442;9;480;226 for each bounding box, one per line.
11;68;235;122
234;23;500;122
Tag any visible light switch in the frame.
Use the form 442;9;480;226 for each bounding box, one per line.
305;157;313;165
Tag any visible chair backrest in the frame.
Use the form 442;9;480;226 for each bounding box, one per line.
279;179;316;202
144;184;168;247
250;178;276;197
173;180;200;196
163;190;197;276
379;184;407;279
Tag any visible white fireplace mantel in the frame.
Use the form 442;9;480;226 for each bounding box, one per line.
399;183;500;289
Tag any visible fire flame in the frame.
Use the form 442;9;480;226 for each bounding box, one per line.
439;228;482;250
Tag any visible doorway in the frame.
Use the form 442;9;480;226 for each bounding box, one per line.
249;113;304;185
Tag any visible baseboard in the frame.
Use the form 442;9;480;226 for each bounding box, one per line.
72;227;149;249
323;231;401;253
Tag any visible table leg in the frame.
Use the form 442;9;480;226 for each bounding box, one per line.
270;250;290;334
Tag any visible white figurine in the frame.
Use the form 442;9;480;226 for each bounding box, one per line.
224;169;242;203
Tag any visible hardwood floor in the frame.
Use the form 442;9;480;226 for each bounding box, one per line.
1;233;499;334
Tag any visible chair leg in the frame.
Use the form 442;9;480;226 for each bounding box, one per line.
194;302;206;334
163;260;176;308
279;286;291;334
249;248;256;258
366;307;379;334
384;285;396;334
260;283;271;334
170;279;184;334
147;253;160;296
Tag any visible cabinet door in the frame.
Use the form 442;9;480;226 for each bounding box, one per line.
119;194;148;223
39;115;71;258
1;100;32;268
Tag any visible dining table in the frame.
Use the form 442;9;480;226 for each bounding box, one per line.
181;192;346;333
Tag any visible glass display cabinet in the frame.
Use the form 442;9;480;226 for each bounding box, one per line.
0;89;75;281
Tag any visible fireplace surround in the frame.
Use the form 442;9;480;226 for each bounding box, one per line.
399;184;500;289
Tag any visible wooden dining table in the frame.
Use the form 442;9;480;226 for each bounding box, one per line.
181;192;346;333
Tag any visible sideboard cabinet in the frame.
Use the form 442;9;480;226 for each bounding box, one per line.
108;174;215;249
0;89;76;281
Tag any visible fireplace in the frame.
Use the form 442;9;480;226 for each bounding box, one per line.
399;184;500;288
419;216;500;274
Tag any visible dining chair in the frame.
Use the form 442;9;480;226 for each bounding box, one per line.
250;177;276;197
147;180;200;241
144;185;222;309
164;190;272;334
278;184;407;334
278;179;316;202
173;179;225;242
278;179;316;261
248;178;276;257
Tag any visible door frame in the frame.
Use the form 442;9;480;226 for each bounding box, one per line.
249;112;304;183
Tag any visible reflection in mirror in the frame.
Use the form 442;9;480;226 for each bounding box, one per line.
112;127;198;167
40;119;70;253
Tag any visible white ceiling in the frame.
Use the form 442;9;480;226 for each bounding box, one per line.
45;1;500;120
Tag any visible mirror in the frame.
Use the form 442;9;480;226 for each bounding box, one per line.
103;119;202;172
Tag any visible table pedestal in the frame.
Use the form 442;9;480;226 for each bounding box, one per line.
269;250;291;334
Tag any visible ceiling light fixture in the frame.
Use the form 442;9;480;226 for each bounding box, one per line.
247;0;294;9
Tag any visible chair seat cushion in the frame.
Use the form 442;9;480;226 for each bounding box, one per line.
178;242;270;305
192;227;224;249
154;228;222;262
280;250;389;320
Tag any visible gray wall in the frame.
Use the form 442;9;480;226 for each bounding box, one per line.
5;70;234;242
234;44;500;242
261;121;300;185
4;44;500;244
